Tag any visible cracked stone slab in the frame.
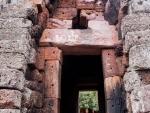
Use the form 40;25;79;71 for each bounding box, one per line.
0;89;22;109
0;18;32;29
129;44;150;70
0;53;27;72
0;68;25;90
121;14;150;38
124;30;150;53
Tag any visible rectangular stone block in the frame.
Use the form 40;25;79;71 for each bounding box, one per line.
129;44;150;70
129;0;150;14
102;49;119;78
0;53;27;72
0;4;38;19
0;109;20;113
81;10;104;20
0;89;22;109
44;98;60;113
53;8;77;20
0;38;32;58
0;68;25;90
40;28;116;48
124;70;142;92
22;88;43;108
76;0;95;9
45;60;61;98
58;0;76;8
47;18;72;29
44;47;62;62
121;14;150;38
0;28;31;40
0;18;32;29
35;47;45;70
124;30;150;53
131;85;150;113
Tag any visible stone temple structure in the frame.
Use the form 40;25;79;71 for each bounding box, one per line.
0;0;150;113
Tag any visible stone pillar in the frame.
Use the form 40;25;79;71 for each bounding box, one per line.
44;47;62;113
102;49;123;113
121;0;150;113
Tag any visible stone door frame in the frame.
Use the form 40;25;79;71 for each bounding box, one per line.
37;44;125;113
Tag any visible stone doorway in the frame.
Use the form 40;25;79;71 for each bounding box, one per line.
42;46;124;113
60;55;105;113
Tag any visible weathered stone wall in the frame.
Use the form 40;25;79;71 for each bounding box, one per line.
0;0;50;112
122;0;150;113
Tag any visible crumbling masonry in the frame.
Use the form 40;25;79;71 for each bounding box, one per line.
0;0;150;113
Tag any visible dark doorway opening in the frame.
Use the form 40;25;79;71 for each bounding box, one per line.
60;55;106;113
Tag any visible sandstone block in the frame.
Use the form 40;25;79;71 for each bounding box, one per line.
121;14;150;38
35;47;45;70
124;30;150;53
22;88;43;108
130;85;150;113
76;0;95;9
58;0;76;8
81;10;104;20
40;28;115;48
0;109;20;113
45;60;61;98
0;68;25;90
44;47;62;61
53;8;77;20
0;18;32;29
0;89;22;109
129;44;150;70
46;18;72;29
0;53;27;72
129;0;150;14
